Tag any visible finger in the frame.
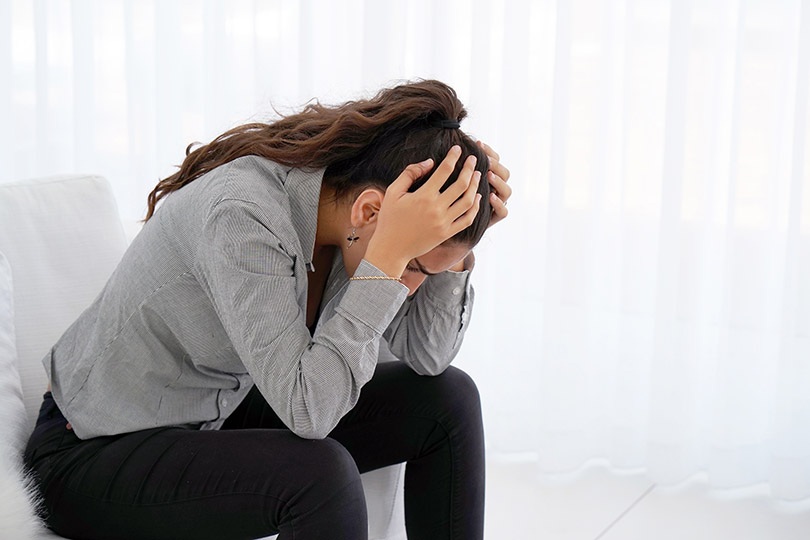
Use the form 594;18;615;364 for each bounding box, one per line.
388;158;433;194
439;154;478;206
477;140;500;161
488;157;510;182
449;193;482;236
447;169;481;221
489;192;509;222
488;171;512;202
422;145;462;193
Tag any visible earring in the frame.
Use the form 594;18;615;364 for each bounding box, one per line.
347;226;360;248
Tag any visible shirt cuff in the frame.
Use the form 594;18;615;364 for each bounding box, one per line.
335;258;411;334
420;266;473;311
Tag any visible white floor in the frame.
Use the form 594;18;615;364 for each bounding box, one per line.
485;456;810;540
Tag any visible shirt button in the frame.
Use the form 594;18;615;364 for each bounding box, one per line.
220;398;229;408
452;287;462;295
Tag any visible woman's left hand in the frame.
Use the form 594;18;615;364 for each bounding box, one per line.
444;141;510;273
477;140;511;228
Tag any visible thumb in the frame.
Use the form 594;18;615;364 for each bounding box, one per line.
387;158;434;194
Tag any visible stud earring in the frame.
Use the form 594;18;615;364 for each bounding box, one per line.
347;226;360;248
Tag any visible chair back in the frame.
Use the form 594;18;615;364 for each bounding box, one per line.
0;175;127;433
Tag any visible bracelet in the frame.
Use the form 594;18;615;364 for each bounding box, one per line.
349;275;403;282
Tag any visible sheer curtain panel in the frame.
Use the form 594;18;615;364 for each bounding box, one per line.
2;0;809;502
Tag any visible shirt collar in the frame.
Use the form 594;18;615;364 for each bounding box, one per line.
284;166;327;272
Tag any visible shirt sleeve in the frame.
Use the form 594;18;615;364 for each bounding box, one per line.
383;251;476;375
195;198;410;439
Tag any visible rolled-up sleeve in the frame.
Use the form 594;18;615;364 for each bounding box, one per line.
195;198;410;439
383;253;476;375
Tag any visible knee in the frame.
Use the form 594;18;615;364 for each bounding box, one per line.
297;437;364;496
426;366;483;424
268;438;366;538
444;366;481;407
297;438;365;511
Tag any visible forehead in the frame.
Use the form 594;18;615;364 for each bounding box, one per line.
415;244;471;272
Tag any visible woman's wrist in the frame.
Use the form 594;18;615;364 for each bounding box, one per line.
363;244;408;279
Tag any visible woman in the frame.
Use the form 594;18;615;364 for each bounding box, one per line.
23;79;511;540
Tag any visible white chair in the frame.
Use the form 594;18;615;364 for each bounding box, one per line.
0;174;406;540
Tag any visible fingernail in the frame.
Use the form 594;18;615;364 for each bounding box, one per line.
451;145;461;154
469;155;477;166
420;158;433;166
476;193;482;203
474;171;481;182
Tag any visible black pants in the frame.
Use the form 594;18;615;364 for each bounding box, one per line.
22;362;485;540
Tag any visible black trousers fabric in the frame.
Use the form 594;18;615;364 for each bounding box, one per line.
22;362;485;540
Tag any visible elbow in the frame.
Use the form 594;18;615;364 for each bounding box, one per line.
410;356;452;376
289;410;341;440
291;424;332;440
412;342;460;377
420;365;449;377
401;343;458;376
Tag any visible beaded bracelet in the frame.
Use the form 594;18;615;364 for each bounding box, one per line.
349;275;403;282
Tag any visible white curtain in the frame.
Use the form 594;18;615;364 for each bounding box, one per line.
3;0;809;501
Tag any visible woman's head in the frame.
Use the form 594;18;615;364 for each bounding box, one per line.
318;80;492;249
145;79;492;250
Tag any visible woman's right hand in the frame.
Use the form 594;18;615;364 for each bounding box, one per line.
364;145;482;277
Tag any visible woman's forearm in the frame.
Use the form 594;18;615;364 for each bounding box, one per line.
383;251;475;375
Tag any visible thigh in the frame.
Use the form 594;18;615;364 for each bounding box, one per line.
330;361;484;472
25;395;364;540
223;361;483;473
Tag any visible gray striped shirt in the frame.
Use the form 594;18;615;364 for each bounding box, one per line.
43;156;475;440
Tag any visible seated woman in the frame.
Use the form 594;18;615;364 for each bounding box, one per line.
24;79;511;540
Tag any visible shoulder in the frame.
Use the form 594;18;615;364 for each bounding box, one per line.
158;155;323;265
194;156;294;232
208;155;292;206
200;157;318;256
158;155;291;224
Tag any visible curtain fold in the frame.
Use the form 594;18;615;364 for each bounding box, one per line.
2;0;808;501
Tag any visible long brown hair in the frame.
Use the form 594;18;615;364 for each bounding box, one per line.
144;79;492;246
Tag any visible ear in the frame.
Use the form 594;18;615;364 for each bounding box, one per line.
350;188;385;228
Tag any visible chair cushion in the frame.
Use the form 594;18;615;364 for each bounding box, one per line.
0;175;128;434
0;250;50;539
0;251;27;455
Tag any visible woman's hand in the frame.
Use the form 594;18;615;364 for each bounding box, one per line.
478;140;511;228
365;145;482;277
